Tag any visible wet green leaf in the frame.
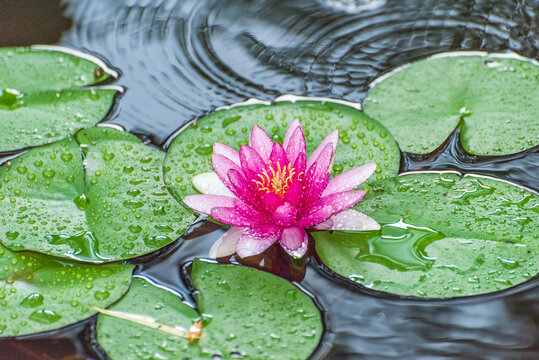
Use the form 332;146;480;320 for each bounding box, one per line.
164;100;400;202
0;127;194;262
363;53;539;155
0;46;118;152
0;243;132;336
97;260;323;360
315;173;539;298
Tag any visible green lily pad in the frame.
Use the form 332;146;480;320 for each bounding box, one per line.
0;243;132;336
363;53;539;155
0;127;194;262
164;100;400;201
97;260;323;359
314;172;539;298
0;45;118;152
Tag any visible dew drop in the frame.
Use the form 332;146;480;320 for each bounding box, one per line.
29;309;61;324
61;153;73;162
123;200;144;209
94;290;110;300
126;189;141;197
5;231;19;240
74;194;90;211
143;235;171;248
128;225;142;234
20;293;44;308
195;144;213;155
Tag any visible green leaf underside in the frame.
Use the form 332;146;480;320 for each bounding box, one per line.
363;54;539;155
0;243;132;336
98;260;323;360
315;173;538;298
164;101;400;202
0;46;117;152
0;127;194;262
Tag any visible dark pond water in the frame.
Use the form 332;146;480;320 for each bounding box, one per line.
1;0;538;359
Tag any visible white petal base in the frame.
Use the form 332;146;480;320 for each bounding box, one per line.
236;226;280;258
314;209;381;231
209;227;245;258
192;172;236;197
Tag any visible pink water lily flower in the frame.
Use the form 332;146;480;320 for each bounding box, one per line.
183;119;380;259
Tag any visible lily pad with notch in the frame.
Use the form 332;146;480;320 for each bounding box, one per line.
164;100;400;202
0;127;194;262
363;53;539;155
0;45;119;153
0;243;132;337
96;259;324;360
314;172;539;298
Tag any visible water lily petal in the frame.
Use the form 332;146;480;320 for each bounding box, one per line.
284;181;303;208
212;153;243;191
209;227;245;258
240;145;266;179
300;143;333;215
213;143;240;166
236;225;281;258
249;125;273;162
314;209;381;231
306;129;338;171
234;202;268;223
192;172;236;197
269;142;288;167
280;226;308;258
273;202;297;227
297;190;367;227
183;194;237;215
306;142;334;185
227;168;264;211
321;163;376;197
292;146;307;175
211;206;261;227
283;118;302;150
262;192;284;213
285;125;307;170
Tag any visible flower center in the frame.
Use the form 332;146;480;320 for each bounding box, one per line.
252;162;300;198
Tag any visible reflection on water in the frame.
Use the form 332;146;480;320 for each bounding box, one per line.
1;0;538;359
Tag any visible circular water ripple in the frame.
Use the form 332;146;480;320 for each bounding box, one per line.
61;0;538;145
55;0;539;358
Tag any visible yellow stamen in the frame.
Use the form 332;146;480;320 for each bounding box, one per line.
252;161;301;198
